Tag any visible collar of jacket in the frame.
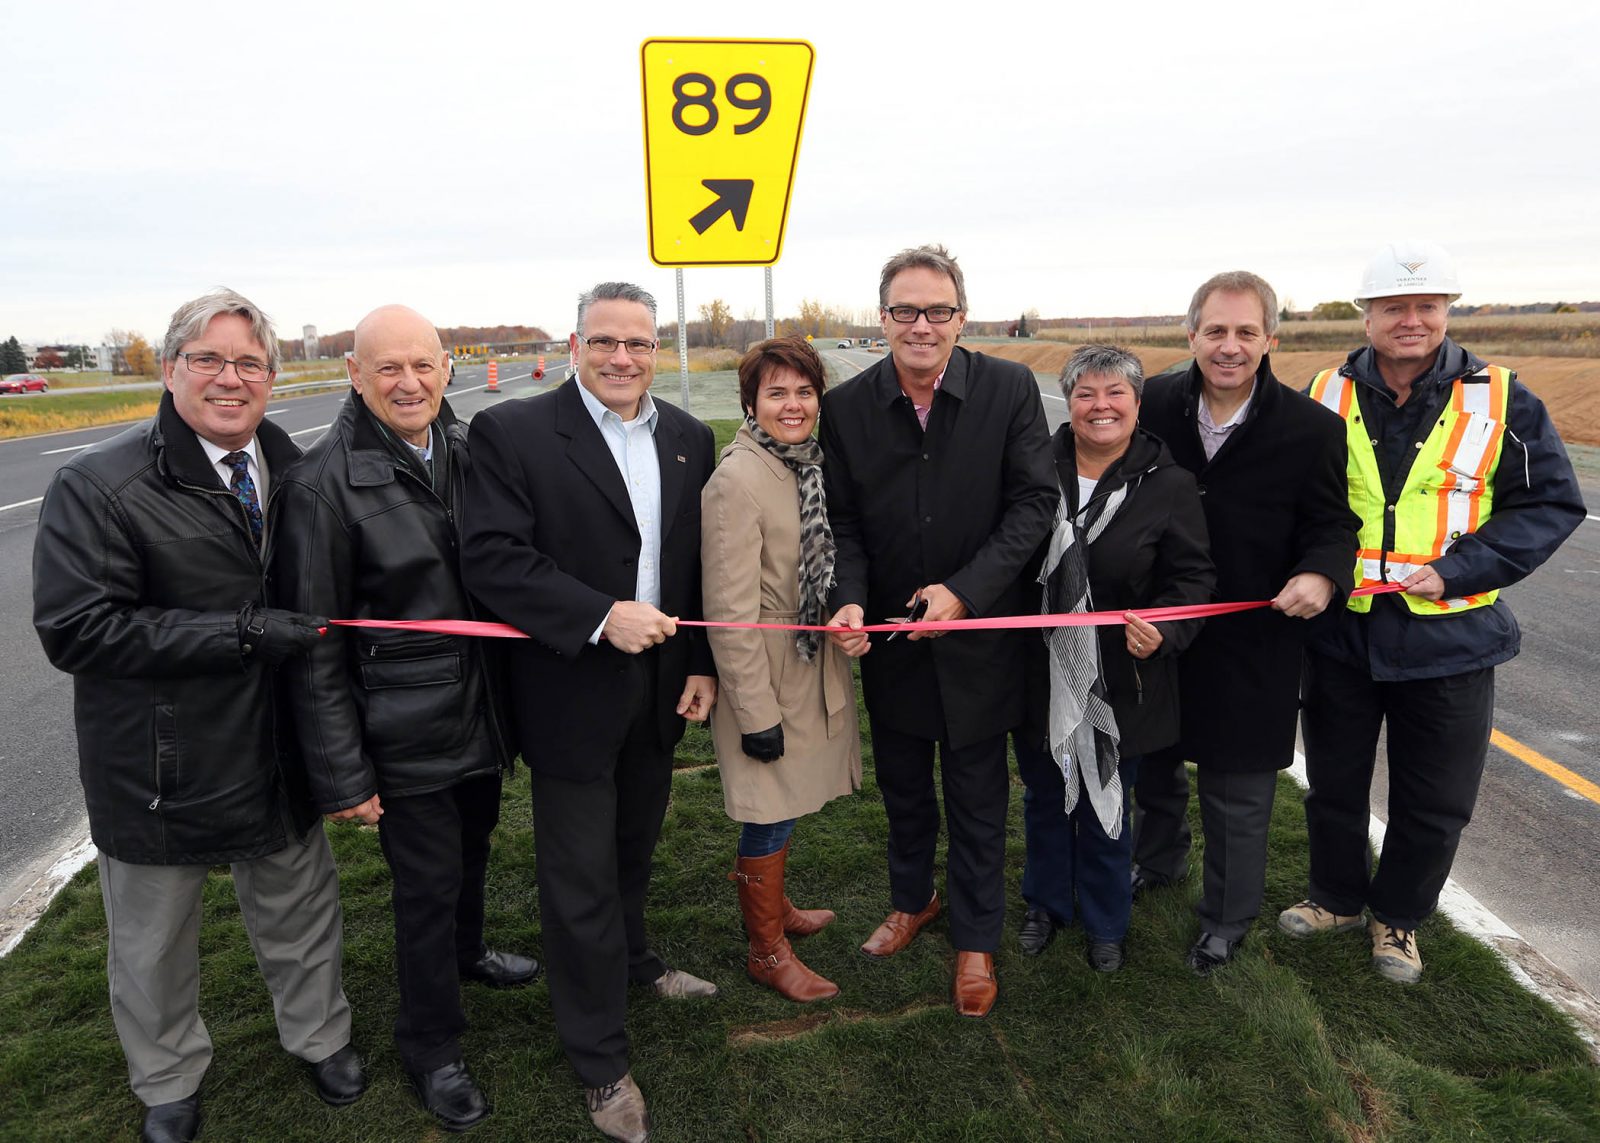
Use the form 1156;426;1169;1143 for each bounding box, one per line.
1176;353;1282;426
868;344;971;408
1339;336;1485;400
338;387;462;488
153;389;299;488
728;422;795;482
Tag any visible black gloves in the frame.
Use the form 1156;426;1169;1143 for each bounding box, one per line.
238;603;327;665
741;724;784;763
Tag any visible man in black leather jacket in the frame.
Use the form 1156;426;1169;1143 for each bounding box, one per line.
32;288;360;1143
272;304;536;1134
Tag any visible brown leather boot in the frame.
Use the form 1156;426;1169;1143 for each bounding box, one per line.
776;842;836;936
731;849;840;1002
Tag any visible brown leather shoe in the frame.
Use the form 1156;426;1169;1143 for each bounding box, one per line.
952;951;997;1018
860;894;940;958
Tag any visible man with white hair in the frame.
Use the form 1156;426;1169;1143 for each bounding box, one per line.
1281;242;1585;983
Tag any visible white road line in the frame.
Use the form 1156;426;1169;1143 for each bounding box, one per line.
288;424;332;438
0;496;44;512
39;442;97;455
1587;514;1599;523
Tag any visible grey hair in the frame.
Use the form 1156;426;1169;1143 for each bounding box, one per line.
878;244;968;313
1184;270;1280;336
576;282;658;334
160;288;280;371
1060;344;1145;401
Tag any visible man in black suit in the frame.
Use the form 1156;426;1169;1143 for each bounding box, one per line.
460;281;717;1143
821;244;1057;1018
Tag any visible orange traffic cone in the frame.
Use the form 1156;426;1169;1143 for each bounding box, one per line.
486;359;499;392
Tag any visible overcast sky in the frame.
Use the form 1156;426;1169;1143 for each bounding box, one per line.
5;0;1599;346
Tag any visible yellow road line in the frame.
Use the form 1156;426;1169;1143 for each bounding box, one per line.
1491;729;1600;806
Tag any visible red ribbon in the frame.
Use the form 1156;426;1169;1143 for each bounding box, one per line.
329;583;1405;640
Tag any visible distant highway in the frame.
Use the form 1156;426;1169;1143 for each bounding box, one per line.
3;357;1597;1002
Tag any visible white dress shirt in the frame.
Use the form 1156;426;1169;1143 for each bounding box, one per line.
576;383;662;643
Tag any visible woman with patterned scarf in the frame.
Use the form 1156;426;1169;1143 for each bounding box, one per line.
1015;345;1214;972
702;336;863;1002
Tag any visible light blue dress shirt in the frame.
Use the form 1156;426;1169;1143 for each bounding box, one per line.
576;382;662;643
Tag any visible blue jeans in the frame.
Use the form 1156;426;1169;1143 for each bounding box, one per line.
1016;739;1140;942
738;818;797;858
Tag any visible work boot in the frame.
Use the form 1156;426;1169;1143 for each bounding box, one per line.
1369;918;1423;984
731;849;839;1002
1278;899;1365;938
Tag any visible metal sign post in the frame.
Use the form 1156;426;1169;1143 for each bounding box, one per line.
677;269;690;408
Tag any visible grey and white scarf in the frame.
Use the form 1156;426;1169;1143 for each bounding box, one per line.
1038;481;1127;837
745;417;835;662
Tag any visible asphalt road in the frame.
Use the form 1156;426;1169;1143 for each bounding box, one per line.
2;356;1597;999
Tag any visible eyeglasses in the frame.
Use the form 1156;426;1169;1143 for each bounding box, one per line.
177;352;272;382
883;305;961;324
579;336;658;356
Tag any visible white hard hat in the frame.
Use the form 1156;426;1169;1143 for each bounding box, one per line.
1354;241;1462;304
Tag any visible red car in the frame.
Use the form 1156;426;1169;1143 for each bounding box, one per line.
1;373;49;394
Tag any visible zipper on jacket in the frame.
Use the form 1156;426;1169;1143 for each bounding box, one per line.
1133;662;1144;706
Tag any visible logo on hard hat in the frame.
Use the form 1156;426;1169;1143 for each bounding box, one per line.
1398;261;1426;274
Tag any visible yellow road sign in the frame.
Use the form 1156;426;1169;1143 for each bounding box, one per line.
640;38;813;267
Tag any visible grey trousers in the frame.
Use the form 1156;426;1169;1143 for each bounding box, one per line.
1195;768;1280;941
97;823;352;1106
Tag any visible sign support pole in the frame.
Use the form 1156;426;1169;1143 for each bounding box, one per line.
764;266;775;339
676;268;690;410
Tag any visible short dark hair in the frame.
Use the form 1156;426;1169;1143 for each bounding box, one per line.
878;244;967;313
1060;344;1145;400
577;281;657;333
737;336;827;414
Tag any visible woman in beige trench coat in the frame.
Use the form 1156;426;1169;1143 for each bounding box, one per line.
702;336;862;1003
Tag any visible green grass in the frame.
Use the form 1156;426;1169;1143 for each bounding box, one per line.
2;419;1595;1140
3;738;1596;1142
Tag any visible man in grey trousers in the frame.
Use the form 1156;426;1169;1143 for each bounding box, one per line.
32;288;363;1143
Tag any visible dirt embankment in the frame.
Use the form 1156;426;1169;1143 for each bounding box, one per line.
980;342;1600;446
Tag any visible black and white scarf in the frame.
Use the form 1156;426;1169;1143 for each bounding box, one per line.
746;417;835;662
1038;480;1126;837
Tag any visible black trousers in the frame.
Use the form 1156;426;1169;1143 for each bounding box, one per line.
1195;768;1279;941
377;771;503;1072
1301;650;1494;930
1131;745;1192;883
528;661;672;1089
869;719;1010;952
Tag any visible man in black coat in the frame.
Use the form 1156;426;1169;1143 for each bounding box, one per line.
32;289;360;1143
273;305;538;1132
460;282;717;1143
822;244;1057;1017
1133;271;1358;975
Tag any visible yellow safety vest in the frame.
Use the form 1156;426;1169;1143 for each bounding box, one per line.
1309;365;1511;615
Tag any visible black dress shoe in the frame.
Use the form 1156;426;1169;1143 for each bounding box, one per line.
1017;908;1062;956
408;1059;491;1132
311;1043;367;1107
1086;939;1126;973
1185;930;1240;977
459;948;542;988
1129;866;1181;901
141;1094;200;1143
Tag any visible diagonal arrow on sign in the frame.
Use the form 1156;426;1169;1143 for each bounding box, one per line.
688;179;754;235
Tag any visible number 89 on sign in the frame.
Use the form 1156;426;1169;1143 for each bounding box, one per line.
640;39;814;267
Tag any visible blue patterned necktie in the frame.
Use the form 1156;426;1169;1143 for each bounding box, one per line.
223;450;263;548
